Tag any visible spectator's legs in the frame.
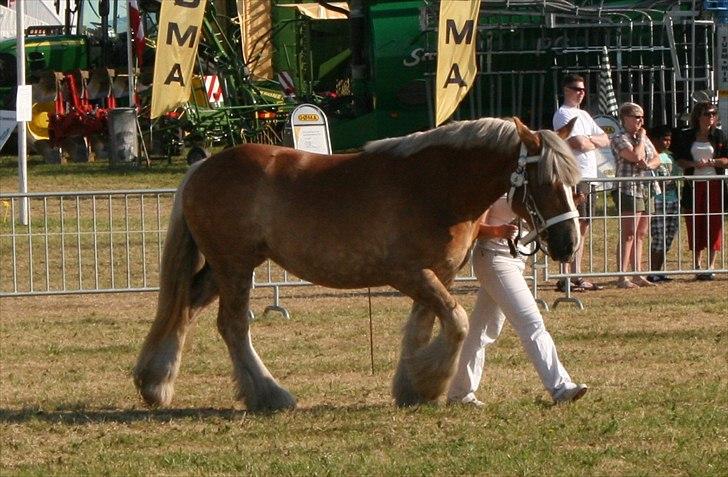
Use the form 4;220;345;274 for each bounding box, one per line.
617;214;637;287
572;220;589;276
650;249;665;272
650;200;666;272
631;213;653;285
706;180;724;271
650;200;679;274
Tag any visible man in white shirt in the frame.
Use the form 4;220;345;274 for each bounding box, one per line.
552;74;610;291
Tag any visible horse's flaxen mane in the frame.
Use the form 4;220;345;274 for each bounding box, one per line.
363;118;518;157
537;129;581;187
363;117;581;188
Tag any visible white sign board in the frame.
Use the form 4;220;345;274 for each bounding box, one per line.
0;110;17;151
16;85;33;122
290;104;331;154
593;114;621;185
718;24;728;124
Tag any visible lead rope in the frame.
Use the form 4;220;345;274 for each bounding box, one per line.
508;218;542;258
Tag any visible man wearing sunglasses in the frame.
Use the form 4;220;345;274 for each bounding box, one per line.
553;73;610;292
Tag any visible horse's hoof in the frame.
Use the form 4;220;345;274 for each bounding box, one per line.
137;381;175;407
394;394;434;407
242;384;297;413
133;368;175;407
392;366;426;407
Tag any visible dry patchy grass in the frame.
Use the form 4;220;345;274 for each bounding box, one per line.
1;279;727;475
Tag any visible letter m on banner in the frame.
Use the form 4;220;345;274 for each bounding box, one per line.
151;0;209;119
435;1;481;126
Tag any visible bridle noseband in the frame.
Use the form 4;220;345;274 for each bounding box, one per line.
506;142;580;257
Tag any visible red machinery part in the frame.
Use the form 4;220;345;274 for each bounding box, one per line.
48;72;115;147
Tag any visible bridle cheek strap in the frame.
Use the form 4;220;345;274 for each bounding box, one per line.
507;144;540;206
520;210;580;245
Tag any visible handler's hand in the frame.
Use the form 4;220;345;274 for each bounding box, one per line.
497;224;519;240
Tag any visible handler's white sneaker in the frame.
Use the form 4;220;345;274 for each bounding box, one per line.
447;395;485;408
553;383;588;404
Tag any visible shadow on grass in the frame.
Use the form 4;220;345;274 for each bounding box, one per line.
0;402;396;425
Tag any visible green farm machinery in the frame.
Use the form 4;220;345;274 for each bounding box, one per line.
1;0;723;159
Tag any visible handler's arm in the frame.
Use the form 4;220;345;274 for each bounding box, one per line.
477;210;519;240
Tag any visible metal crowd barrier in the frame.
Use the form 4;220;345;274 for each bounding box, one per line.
0;189;481;317
2;174;723;312
548;174;727;309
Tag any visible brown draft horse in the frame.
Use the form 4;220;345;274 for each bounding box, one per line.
133;116;581;411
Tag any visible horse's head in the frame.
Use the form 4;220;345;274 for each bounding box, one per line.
508;117;581;263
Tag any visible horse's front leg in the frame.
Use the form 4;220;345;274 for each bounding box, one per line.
391;270;468;406
215;271;296;412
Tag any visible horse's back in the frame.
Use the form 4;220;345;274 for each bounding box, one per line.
178;142;479;288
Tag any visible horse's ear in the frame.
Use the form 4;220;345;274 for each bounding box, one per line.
513;116;540;154
556;117;578;139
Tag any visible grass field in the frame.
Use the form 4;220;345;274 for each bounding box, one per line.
1;281;727;475
0;154;189;192
1;154;727;475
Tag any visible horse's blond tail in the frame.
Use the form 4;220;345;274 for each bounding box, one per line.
151;193;201;338
134;164;217;406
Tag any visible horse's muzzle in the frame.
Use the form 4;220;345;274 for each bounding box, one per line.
544;221;579;263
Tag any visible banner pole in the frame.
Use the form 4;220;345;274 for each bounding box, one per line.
16;0;28;225
126;1;135;104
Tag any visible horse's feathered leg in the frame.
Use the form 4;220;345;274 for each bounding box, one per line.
391;270;468;406
392;302;436;405
214;266;297;413
133;195;217;407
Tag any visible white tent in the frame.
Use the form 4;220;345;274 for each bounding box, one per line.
0;1;67;39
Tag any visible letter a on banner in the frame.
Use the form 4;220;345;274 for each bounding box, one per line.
151;0;208;118
435;0;481;126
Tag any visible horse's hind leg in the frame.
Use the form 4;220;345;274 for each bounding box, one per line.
134;264;218;407
391;270;468;406
215;268;296;412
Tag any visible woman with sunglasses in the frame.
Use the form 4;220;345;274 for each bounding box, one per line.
611;102;661;288
672;101;728;280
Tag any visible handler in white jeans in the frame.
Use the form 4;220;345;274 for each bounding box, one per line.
448;196;588;406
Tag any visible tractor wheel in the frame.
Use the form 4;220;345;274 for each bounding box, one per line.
186;146;210;165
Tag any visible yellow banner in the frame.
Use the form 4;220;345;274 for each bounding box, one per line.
435;1;481;126
151;0;209;119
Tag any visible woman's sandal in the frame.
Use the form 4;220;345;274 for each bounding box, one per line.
617;279;638;289
573;278;603;291
632;276;656;287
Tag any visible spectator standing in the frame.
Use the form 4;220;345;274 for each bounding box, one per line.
447;196;587;407
611;102;661;288
553;74;610;292
647;125;680;283
672;101;728;280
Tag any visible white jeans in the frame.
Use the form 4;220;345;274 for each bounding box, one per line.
448;248;573;401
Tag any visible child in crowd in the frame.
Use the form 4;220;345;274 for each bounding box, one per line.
647;125;680;283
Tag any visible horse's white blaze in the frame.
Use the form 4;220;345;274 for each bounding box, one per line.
563;184;581;245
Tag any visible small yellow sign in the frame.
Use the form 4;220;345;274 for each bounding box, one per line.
297;114;320;121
